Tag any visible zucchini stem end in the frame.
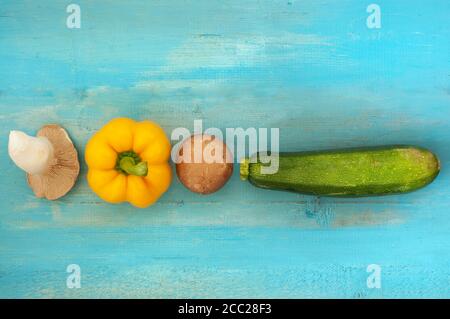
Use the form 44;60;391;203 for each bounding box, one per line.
240;157;250;181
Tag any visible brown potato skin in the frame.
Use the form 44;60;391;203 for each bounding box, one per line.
175;134;233;194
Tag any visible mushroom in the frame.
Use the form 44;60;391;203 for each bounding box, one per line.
175;134;233;194
8;124;80;200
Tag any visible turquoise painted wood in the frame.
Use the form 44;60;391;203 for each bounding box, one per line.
0;0;449;298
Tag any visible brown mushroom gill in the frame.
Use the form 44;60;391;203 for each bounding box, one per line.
27;125;80;200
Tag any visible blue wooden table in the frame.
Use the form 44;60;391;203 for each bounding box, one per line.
0;0;449;298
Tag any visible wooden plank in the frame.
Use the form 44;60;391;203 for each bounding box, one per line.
0;0;449;298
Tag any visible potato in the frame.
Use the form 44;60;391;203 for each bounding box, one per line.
175;134;233;194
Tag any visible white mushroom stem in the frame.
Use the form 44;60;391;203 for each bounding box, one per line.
8;130;54;175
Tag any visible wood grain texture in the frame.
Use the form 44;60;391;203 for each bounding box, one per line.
0;0;449;298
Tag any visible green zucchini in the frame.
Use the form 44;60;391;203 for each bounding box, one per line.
240;145;440;197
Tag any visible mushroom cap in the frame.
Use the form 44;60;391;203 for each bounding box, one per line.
27;124;80;200
175;134;233;194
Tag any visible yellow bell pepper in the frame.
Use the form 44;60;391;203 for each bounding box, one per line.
85;117;172;208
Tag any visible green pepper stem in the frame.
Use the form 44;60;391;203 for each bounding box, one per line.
119;156;148;176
